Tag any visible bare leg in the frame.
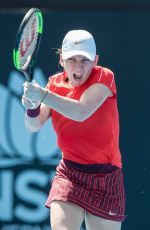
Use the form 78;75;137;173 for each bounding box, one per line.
50;201;85;230
85;212;121;230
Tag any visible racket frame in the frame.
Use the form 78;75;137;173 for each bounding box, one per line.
13;8;43;82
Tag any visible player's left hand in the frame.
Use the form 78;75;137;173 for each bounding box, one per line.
23;80;47;102
22;95;41;110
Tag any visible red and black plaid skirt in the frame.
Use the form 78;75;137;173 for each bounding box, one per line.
45;159;126;222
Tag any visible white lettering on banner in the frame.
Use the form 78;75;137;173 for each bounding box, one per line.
0;171;13;221
15;170;49;223
0;69;61;228
0;169;54;223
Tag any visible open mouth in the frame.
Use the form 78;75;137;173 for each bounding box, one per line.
73;73;82;80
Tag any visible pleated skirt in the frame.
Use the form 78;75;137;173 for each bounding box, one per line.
45;159;125;222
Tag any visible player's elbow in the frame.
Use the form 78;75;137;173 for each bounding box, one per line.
76;114;90;122
74;107;91;122
76;117;87;122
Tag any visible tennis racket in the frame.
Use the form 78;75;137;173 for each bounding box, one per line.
13;8;43;82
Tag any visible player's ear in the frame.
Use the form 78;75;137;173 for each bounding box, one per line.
59;54;64;67
94;55;99;66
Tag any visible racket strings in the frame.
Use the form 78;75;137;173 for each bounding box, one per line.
19;13;40;69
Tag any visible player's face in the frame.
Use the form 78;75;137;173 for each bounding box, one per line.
60;55;98;87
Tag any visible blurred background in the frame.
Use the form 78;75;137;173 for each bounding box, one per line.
0;1;150;229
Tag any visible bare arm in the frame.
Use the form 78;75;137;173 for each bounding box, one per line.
25;103;51;132
42;83;113;122
24;82;112;132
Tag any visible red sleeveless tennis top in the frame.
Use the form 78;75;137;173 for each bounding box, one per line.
46;66;122;168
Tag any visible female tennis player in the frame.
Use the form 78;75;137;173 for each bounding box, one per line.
22;29;125;230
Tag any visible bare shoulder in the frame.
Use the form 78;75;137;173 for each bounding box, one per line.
103;67;114;76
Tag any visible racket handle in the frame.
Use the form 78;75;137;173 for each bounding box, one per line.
23;71;32;82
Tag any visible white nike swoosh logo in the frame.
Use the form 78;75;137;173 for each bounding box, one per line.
74;40;86;45
109;211;117;216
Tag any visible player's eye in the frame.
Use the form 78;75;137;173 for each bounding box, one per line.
67;58;75;62
82;58;90;63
